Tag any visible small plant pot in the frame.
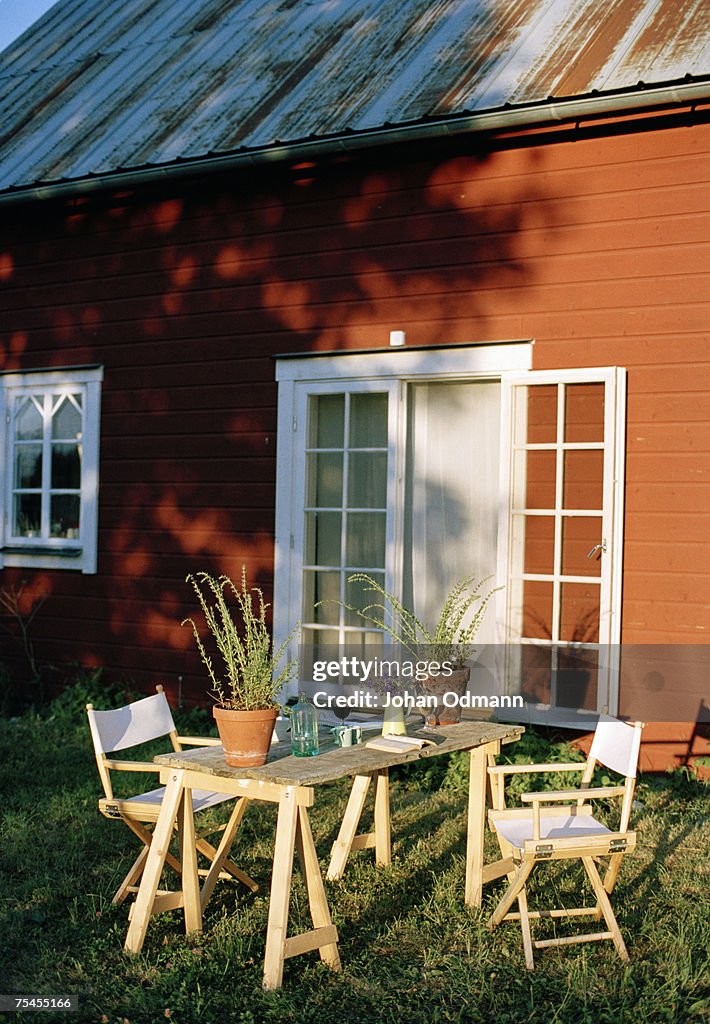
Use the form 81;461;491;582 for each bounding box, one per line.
418;666;471;726
213;706;278;767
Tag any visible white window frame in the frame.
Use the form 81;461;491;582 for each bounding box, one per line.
0;365;103;574
294;378;401;651
273;342;533;693
496;367;626;721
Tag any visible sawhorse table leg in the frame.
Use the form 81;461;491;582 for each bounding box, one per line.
124;770;202;954
263;788;340;989
465;740;500;908
327;768;391;881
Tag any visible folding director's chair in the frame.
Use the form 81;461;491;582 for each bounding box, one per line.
86;685;257;911
484;715;644;969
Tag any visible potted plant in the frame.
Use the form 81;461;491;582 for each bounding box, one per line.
182;568;298;766
345;572;500;725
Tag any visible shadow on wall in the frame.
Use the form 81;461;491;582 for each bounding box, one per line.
0;135;564;697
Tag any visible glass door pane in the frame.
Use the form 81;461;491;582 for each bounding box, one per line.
301;389;391;659
502;369;625;717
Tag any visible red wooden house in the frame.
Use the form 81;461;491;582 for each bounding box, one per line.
0;0;709;769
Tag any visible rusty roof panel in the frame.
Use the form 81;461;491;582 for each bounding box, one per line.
600;0;710;88
0;0;708;194
517;0;649;101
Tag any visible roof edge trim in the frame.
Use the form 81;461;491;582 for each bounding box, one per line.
1;79;708;207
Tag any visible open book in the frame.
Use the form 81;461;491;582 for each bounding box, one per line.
365;735;436;753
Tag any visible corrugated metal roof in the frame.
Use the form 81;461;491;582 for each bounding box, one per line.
0;0;708;196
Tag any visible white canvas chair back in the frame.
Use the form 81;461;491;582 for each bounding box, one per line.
87;690;177;755
86;685;258;909
588;715;642;779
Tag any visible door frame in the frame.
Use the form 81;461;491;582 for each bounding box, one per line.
496;367;626;720
273;344;628;713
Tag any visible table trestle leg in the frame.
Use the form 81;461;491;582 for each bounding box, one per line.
466;743;499;908
327;769;392;880
124;770;187;954
263;789;300;989
373;768;391;867
294;805;341;970
263;788;342;989
178;785;202;936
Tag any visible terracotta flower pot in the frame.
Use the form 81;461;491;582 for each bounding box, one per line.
213;706;278;767
418;666;471;725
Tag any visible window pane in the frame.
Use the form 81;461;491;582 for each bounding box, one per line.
557;647;599;710
344;571;385;627
519;644;552;704
301;627;340;681
344;630;385;660
517;449;556;509
13;493;41;536
303;570;341;625
522;515;554;575
15;396;43;440
521;580;553;640
520;385;557;445
304;511;341;566
560;582;600;643
563;449;603;510
564;383;604;443
51;395;82;440
349;393;388;448
51;444;81;489
50;494;81;537
345;512;385;568
347;451;387;508
306;452;342;507
14;445;42;488
561;517;602;577
308;394;344;448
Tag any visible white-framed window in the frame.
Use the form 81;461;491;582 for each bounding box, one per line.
273;347;625;719
0;366;103;574
296;379;399;659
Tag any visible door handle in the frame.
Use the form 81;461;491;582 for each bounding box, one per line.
587;541;607;559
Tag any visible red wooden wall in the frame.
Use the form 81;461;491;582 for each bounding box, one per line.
1;106;708;768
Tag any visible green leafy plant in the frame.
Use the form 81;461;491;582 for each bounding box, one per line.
183;568;298;711
343;572;500;666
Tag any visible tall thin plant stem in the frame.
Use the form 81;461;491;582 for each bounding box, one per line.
183;568;298;711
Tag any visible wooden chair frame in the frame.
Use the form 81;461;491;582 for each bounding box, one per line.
87;685;258;910
484;717;644;970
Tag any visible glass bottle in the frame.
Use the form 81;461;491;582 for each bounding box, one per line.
382;701;407;736
291;691;319;757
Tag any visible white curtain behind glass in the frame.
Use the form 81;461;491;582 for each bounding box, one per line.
406;381;501;646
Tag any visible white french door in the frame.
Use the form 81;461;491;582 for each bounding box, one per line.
497;368;626;719
273;347;625;718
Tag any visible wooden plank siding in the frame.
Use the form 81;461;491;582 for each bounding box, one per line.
0;109;709;737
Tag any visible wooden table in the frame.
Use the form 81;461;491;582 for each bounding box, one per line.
123;719;523;988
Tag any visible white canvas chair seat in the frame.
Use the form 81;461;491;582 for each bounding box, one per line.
493;811;611;850
104;786;232;815
87;685;258;911
485;716;644;970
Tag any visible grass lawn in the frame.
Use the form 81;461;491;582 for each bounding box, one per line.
0;682;708;1024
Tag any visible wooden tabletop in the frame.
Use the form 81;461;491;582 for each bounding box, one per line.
155;720;524;787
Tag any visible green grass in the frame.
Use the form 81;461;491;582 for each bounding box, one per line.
0;683;708;1024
